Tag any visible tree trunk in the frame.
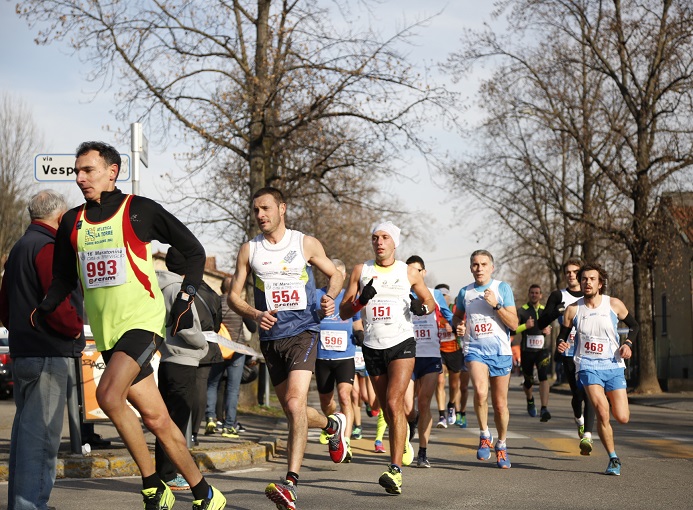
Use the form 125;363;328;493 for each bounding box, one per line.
632;258;662;394
248;0;272;203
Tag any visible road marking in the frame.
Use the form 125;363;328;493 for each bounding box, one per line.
533;437;592;458
633;439;693;458
218;467;269;474
632;429;693;443
464;427;528;439
547;428;585;438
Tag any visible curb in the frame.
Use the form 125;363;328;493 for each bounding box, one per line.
0;438;280;481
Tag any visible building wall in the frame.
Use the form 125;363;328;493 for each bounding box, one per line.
152;254;227;294
653;228;693;391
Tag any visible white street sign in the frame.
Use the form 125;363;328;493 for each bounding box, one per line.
34;154;131;182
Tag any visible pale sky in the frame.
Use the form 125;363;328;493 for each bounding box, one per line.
0;1;508;294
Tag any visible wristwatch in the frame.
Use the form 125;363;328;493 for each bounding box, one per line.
493;303;502;310
180;285;196;301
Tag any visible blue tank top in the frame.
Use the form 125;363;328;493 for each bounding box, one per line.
316;288;360;360
249;229;320;340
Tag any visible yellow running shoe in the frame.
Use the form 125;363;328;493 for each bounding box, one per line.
378;465;403;495
319;429;329;445
192;485;227;510
142;484;175;510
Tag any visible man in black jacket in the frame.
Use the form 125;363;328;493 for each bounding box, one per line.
0;190;85;510
33;142;226;509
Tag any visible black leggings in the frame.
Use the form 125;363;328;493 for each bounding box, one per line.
563;357;595;434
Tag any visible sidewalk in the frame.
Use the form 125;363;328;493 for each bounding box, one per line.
0;401;283;481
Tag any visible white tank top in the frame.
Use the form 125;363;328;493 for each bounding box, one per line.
360;260;415;350
573;295;624;372
412;287;440;358
249;229;319;340
462;280;512;356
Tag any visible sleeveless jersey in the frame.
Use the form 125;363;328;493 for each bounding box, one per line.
460;280;513;356
316;288;358;360
559;288;582;358
359;260;415;350
249;229;319;341
72;195;165;351
412;287;441;358
572;295;624;372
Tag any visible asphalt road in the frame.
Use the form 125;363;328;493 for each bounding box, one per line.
1;382;692;509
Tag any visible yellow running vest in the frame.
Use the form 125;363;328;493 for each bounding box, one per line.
74;195;166;351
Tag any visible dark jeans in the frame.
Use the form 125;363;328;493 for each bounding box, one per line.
155;362;196;482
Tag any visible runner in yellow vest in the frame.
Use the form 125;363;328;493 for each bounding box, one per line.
33;141;227;510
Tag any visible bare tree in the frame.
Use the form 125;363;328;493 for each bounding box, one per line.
16;0;456;243
447;0;693;393
0;92;43;263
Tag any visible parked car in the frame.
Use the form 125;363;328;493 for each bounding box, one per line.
0;327;12;399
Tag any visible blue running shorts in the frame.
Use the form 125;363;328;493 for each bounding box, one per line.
578;368;627;392
465;352;512;378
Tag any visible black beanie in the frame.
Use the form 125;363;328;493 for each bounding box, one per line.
165;247;186;275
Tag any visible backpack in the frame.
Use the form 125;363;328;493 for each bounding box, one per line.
195;281;222;333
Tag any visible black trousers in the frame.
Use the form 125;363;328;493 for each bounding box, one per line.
155;362;197;482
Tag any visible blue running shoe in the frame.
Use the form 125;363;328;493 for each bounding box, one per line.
605;457;621;476
455;413;467;428
495;443;511;469
165;474;190;491
477;433;493;461
527;398;537;417
352;425;362;440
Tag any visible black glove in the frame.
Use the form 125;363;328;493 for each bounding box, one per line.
358;278;377;305
409;296;428;316
169;292;195;336
353;330;365;346
557;301;566;314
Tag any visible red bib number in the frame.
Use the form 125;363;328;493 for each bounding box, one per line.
80;248;127;289
264;281;307;311
320;330;348;351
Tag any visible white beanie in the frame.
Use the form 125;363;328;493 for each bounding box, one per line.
372;221;401;247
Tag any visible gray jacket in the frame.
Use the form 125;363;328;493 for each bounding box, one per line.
156;270;208;366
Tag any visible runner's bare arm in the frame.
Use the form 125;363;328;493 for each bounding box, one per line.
339;263;364;320
228;242;277;331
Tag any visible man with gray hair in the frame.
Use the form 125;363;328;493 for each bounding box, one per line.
0;189;86;510
452;250;519;469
